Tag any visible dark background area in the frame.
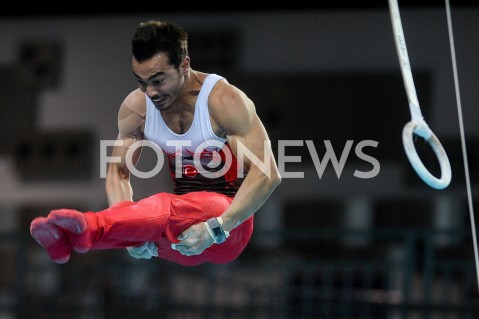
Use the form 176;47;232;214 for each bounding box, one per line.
1;1;477;17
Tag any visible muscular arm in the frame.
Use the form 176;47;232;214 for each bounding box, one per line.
211;83;282;232
105;90;145;206
172;81;281;256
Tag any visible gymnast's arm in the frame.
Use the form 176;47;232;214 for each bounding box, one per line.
105;90;145;207
172;82;281;256
211;83;282;232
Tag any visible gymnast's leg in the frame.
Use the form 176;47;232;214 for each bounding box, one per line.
30;194;171;263
30;191;253;266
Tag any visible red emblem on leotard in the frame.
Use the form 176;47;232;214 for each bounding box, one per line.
182;165;198;177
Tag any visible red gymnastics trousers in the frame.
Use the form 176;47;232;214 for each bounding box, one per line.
30;191;254;266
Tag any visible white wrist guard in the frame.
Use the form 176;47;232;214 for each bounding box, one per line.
205;217;230;244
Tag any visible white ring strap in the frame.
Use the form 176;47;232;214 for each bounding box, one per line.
389;0;451;189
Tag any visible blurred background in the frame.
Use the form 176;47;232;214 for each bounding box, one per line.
0;1;478;318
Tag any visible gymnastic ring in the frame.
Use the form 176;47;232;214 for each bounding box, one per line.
402;121;452;189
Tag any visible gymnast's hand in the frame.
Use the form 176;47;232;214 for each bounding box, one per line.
172;222;214;256
126;241;158;259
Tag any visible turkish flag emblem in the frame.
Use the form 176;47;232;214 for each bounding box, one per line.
182;164;198;177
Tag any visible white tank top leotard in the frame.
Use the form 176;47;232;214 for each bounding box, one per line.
144;74;243;195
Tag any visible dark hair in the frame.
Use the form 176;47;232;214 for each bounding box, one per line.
131;20;188;68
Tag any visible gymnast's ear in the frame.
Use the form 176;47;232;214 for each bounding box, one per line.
180;56;190;74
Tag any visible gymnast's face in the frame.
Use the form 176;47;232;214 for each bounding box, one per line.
132;52;186;111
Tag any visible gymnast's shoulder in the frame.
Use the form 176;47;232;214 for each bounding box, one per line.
119;88;147;118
